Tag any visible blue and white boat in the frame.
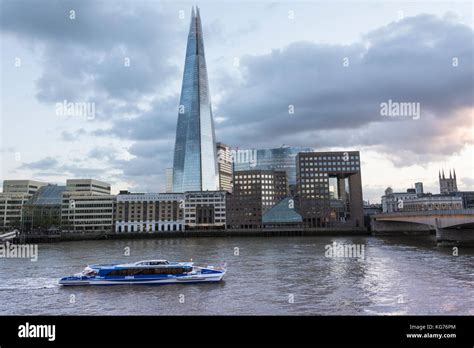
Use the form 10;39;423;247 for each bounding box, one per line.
59;259;226;286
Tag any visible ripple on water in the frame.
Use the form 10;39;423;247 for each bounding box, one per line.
0;236;472;315
0;277;59;291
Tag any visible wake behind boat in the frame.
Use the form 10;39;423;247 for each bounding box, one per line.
59;259;226;286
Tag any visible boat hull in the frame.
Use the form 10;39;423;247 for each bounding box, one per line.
59;272;225;286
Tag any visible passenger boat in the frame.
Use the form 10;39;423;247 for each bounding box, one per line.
59;259;226;286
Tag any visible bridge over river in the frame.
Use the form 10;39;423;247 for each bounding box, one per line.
371;209;474;246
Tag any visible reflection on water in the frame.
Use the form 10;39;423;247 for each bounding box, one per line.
0;236;472;315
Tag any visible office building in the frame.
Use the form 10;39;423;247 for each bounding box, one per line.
226;170;288;229
401;194;463;212
172;7;218;192
22;185;66;233
0;179;48;232
381;187;418;213
233;146;313;186
66;178;111;195
61;179;114;234
165;168;173;193
216;142;233;192
3;179;48;195
184;191;226;230
114;192;184;233
453;191;474;209
295;151;364;227
0;193;31;232
415;182;424;195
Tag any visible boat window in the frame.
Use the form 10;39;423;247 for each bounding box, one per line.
106;267;190;276
148;261;169;265
137;261;169;266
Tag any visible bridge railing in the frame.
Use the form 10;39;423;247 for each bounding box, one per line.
372;209;474;219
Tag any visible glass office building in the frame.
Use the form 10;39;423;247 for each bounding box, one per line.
22;185;66;233
172;7;218;192
233;146;314;185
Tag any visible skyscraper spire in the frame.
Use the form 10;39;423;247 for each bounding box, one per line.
172;7;218;192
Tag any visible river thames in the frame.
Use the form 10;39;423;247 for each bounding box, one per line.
0;236;473;315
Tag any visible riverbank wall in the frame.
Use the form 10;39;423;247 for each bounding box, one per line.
14;227;369;243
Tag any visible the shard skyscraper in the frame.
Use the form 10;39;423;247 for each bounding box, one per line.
172;7;218;192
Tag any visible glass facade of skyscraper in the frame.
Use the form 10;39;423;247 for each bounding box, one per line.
233;146;313;185
172;7;218;192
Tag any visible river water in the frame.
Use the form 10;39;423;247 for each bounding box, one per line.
0;236;472;315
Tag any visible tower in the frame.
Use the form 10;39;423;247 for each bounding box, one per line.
172;7;218;192
439;169;458;194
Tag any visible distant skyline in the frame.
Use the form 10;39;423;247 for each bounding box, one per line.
1;0;473;202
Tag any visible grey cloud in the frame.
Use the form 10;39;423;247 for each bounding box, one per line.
88;146;119;161
61;129;87;141
5;6;473;190
1;0;183;111
460;177;474;190
128;140;173;160
21;157;59;170
94;96;179;140
92;13;473;183
21;155;114;182
214;14;473;165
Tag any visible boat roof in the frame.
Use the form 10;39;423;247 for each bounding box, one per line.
88;260;193;269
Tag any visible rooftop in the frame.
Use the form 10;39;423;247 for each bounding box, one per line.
262;197;303;224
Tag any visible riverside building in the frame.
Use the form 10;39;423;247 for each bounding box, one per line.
0;180;48;232
184;191;226;230
22;184;66;233
114;192;185;233
226;170;288;229
295;151;364;228
61;179;114;234
401;194;463;211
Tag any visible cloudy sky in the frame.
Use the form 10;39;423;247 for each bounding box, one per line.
0;0;473;202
